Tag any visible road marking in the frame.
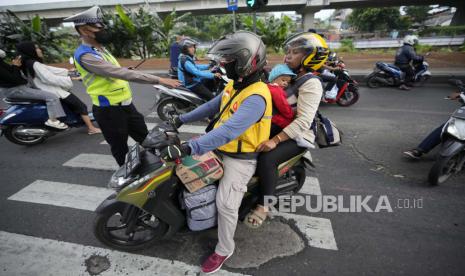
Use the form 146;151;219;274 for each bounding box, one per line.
8;180;113;211
8;180;338;251
100;123;205;145
146;111;158;118
63;153;118;171
0;231;246;276
275;212;338;250
299;176;322;196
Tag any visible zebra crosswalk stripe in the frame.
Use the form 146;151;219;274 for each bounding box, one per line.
0;231;247;276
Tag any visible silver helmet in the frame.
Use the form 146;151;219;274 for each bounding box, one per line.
207;31;266;78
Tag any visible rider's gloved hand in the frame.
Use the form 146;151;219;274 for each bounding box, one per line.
160;143;191;162
171;116;183;129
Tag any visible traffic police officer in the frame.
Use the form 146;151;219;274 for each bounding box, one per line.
64;6;180;166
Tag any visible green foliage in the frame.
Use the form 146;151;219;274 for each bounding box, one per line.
348;7;409;32
419;25;465;36
403;6;430;24
0;10;77;62
241;14;296;52
337;38;355;52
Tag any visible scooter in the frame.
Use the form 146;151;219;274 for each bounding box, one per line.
93;120;313;251
366;57;431;88
428;79;465;185
0;97;91;145
155;66;229;121
321;56;360;107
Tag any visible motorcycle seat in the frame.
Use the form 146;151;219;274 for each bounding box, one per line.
4;97;45;104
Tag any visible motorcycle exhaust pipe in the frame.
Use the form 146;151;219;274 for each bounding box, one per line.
13;127;50;137
374;76;390;85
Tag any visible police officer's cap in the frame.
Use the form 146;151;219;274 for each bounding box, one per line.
64;6;105;27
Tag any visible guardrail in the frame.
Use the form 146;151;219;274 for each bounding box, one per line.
328;36;465;49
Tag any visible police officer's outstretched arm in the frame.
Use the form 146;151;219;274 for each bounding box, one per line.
80;54;180;88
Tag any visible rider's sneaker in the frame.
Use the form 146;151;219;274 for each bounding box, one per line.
45;119;68;130
403;149;423;160
201;252;233;274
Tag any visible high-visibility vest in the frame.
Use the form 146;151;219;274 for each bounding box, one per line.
214;81;272;154
74;44;132;107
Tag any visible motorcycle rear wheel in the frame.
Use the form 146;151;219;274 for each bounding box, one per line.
428;154;459;185
3;126;46;146
93;203;168;251
366;74;381;88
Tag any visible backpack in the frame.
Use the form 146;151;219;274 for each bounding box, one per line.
180;185;217;231
312;111;342;148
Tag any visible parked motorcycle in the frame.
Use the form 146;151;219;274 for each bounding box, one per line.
428;79;465;185
155;65;229;121
321;57;360;107
93;120;313;251
0;97;92;145
366;57;431;88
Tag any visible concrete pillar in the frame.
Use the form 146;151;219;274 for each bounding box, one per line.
301;9;316;32
451;1;465;26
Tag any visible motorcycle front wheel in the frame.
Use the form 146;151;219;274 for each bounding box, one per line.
156;98;194;121
366;73;381;88
93;203;168;251
428;154;460;185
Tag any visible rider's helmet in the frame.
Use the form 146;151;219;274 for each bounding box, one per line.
179;37;198;55
283;32;329;71
403;35;419;46
207;30;266;79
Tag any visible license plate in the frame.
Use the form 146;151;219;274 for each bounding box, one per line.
125;143;141;177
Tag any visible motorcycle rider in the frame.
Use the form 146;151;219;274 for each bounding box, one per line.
403;91;465;159
395;35;423;90
0;49;68;130
162;31;272;274
64;6;180;166
178;37;222;101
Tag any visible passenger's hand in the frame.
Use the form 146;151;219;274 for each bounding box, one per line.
12;56;22;67
257;139;277;152
214;72;222;79
159;77;181;88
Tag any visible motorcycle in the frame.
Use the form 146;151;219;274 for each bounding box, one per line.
155;65;229;121
321;56;360;107
0;97;92;145
428;79;465;185
366;57;431;88
93;120;313;251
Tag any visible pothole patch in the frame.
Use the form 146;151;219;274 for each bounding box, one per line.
85;254;111;275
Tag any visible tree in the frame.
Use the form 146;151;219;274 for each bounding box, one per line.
347;7;409;32
404;6;430;24
0;10;77;62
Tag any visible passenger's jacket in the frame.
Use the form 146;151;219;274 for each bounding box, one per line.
177;54;214;88
0;59;27;88
395;44;423;65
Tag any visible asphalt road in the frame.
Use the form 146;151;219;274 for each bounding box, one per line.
0;81;464;275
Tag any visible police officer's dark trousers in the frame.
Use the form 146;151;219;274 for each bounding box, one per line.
93;103;148;166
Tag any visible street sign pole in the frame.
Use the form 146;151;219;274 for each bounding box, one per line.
233;10;236;32
253;11;257;33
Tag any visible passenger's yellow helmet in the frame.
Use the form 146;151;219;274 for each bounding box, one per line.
283;32;329;71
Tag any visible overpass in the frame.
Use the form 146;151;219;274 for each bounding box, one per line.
1;0;464;30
